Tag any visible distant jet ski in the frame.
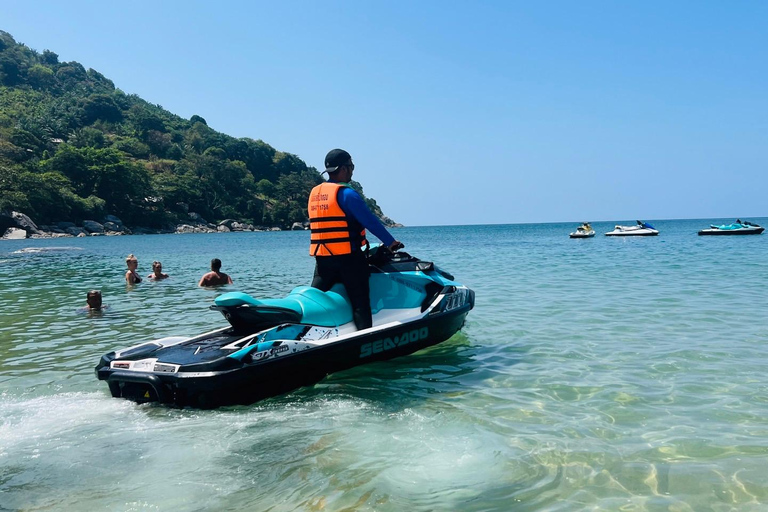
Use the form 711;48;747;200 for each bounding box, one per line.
95;246;475;408
698;219;764;236
569;223;595;238
605;220;659;236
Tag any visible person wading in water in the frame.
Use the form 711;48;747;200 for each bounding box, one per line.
198;258;233;286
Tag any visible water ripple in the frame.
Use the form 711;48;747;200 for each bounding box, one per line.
2;221;768;510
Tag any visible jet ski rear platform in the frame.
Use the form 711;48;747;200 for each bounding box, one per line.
96;249;475;408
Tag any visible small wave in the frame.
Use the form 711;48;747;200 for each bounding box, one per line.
11;247;84;254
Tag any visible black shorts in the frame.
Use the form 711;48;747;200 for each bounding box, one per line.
311;251;371;329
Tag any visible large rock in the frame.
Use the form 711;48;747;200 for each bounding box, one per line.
57;221;76;230
3;227;27;239
291;222;305;231
218;219;237;229
103;215;123;225
176;224;215;234
11;211;40;234
1;211;41;236
83;220;105;233
217;225;231;232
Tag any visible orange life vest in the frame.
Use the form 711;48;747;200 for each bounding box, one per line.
308;182;367;256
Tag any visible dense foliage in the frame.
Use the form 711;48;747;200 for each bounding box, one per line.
0;31;391;229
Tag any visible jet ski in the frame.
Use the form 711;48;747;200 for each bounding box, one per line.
95;247;475;408
569;223;595;238
698;219;764;236
605;220;659;236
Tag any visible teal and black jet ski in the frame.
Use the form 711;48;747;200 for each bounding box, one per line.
96;247;474;408
698;220;764;236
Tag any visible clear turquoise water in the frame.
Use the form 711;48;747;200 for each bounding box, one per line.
1;219;767;511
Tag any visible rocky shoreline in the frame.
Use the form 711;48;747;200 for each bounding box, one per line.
0;211;310;240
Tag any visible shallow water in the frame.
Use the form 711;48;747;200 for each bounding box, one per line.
1;219;767;511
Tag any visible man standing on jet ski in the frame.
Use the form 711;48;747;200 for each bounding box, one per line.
308;149;403;330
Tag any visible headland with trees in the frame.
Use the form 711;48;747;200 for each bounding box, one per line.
0;30;398;239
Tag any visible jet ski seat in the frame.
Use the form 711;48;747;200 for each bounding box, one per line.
285;285;353;327
214;286;354;328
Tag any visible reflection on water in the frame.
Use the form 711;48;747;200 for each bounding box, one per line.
1;222;768;510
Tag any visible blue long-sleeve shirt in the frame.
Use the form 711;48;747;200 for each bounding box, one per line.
337;185;396;246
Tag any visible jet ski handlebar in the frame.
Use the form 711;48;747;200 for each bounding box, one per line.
367;243;407;266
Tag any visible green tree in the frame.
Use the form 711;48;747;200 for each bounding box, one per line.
27;64;55;89
69;127;106;148
0;165;32;212
128;104;164;135
152;166;202;218
41;49;59;66
145;130;172;157
82;93;123;124
256;178;275;197
40;144;89;195
56;63;88;89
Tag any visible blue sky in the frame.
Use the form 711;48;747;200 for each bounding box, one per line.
5;1;767;226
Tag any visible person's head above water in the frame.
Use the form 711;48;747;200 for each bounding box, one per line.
86;290;102;310
324;149;354;182
211;258;222;271
125;254;138;268
148;260;169;279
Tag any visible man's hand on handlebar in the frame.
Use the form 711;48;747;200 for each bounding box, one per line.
387;240;404;253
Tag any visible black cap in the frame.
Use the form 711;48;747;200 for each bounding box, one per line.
324;149;352;173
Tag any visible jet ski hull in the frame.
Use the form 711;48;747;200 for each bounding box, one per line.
605;231;658;236
605;228;658;236
605;221;658;236
569;231;595;238
96;302;471;408
698;227;764;236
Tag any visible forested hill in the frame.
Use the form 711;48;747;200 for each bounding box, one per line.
0;30;396;232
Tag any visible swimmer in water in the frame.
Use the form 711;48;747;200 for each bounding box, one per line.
148;261;169;280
